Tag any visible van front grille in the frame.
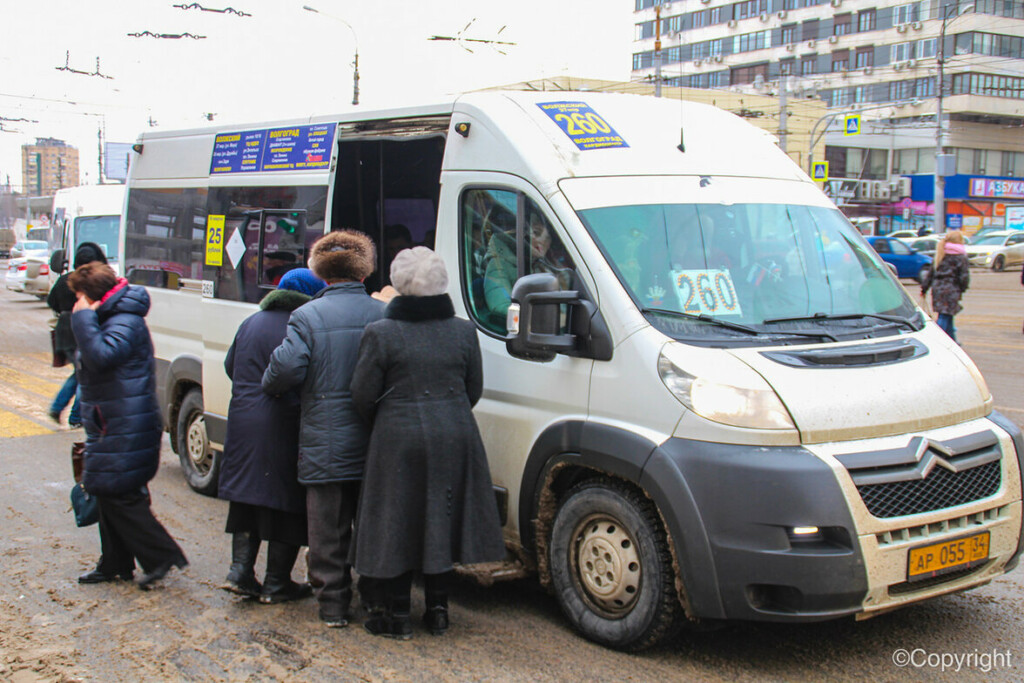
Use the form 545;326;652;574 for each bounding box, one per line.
835;431;1003;519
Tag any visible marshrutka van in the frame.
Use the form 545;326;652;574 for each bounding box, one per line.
48;184;126;283
123;91;1022;650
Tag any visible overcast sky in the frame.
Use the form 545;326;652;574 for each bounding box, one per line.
0;0;634;191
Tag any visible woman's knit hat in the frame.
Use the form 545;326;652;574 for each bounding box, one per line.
73;242;108;269
310;230;376;283
277;267;326;297
389;246;448;297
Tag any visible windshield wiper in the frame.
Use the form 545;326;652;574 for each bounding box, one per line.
764;312;921;330
641;308;759;335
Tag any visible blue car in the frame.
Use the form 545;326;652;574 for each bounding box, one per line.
866;236;933;282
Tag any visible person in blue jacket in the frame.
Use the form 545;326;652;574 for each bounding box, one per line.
218;268;325;603
70;262;187;590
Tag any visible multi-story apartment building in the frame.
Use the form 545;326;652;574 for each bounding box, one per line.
21;137;79;197
632;0;1024;234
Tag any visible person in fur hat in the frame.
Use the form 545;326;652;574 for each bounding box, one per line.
350;246;505;640
218;268;325;605
262;230;386;628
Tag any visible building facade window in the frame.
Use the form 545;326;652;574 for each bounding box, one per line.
855;46;874;68
832;49;850;71
734;30;770;53
801;54;818;74
802;19;820;41
780;57;796;75
781;23;796;44
893;2;922;25
1001;151;1024;176
710;7;724;24
952;72;1024;98
693;9;708;28
731;62;769;85
975;0;1024;19
834;13;852;35
954;32;1024;59
857;8;877;32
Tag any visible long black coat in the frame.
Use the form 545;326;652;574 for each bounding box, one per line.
350;294;505;578
71;282;163;497
218;289;310;514
262;282;385;484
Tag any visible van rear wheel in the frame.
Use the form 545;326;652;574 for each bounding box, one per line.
549;479;680;651
176;388;219;496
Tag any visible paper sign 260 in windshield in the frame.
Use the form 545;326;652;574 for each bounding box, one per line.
670;269;742;317
537;102;628;151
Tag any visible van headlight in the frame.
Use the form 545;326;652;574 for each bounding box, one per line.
658;351;795;430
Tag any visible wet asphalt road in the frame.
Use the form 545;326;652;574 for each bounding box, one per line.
0;268;1022;682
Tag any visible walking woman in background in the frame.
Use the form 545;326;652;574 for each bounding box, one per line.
920;230;970;342
351;247;505;640
218;268;325;604
70;263;187;590
47;242;107;427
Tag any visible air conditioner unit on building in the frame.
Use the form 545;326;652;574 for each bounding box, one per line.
786;42;796;51
897;23;908;32
831;0;842;7
760;12;769;22
694;58;704;66
777;10;787;19
829;35;839;43
808;39;817;47
893;61;905;70
861;180;891;201
713;54;724;62
728;19;738;27
912;21;922;30
893;176;912;198
864;66;873;74
840;69;849;78
700;0;711;4
907;58;917;67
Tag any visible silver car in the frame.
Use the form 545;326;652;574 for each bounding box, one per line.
965;230;1024;271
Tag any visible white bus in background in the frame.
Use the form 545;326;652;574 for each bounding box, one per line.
122;91;1023;651
48;184;126;281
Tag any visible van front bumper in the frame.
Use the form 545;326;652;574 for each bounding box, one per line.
639;414;1023;623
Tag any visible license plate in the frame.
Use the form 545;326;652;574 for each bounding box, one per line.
907;531;990;582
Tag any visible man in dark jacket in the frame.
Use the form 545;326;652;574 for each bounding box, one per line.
262;230;385;627
47;242;108;426
70;263;187;590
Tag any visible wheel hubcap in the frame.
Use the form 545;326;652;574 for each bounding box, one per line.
186;415;210;474
571;515;641;617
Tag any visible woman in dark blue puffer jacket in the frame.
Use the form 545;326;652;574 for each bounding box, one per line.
70;263;187;591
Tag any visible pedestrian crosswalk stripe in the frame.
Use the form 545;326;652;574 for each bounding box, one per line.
0;409;52;438
0;365;62;397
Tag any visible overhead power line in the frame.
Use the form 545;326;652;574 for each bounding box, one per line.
54;52;113;79
127;31;207;39
172;3;251;16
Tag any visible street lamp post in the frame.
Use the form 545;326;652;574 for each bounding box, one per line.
303;5;360;106
934;2;973;234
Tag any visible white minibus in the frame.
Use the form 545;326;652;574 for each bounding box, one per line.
122;91;1022;650
48;184;126;281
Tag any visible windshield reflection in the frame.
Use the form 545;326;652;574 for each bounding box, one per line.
578;203;918;343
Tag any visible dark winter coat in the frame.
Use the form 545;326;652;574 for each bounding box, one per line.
350;294;505;578
71;281;163;497
921;253;970;316
218;289;311;514
262;282;386;485
47;274;77;356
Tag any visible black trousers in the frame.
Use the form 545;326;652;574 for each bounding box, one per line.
96;488;185;575
306;481;361;616
365;571;453;613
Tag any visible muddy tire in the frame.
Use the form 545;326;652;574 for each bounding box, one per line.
176;388;219;496
549;479;680;651
992;255;1005;272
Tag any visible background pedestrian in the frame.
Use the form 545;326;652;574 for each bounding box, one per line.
920;230;970;342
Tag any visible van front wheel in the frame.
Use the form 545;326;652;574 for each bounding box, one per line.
549;480;680;651
176;388;219;496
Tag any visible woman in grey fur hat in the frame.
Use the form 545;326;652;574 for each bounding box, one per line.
350;246;505;640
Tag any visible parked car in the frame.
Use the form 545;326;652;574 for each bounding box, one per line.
887;229;929;239
8;240;49;260
5;257;51;298
866;236;932;281
965;230;1024;271
907;235;941;259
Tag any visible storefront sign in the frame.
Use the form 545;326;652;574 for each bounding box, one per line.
947;214;962;229
968;178;1024;199
210;124;335;174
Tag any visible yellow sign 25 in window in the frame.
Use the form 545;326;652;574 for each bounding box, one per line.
206;215;225;267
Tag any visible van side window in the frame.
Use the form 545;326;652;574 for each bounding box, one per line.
461;189;575;335
124;188;208;289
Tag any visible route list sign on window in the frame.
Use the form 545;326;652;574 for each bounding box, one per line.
210;124;335;174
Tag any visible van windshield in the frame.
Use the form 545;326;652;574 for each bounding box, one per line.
576;202;920;344
75;216;120;259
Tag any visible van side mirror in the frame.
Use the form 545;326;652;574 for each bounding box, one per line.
505;272;613;363
50;249;67;274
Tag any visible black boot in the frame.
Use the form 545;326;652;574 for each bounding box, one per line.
259;542;312;604
423;572;450;635
221;532;261;598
